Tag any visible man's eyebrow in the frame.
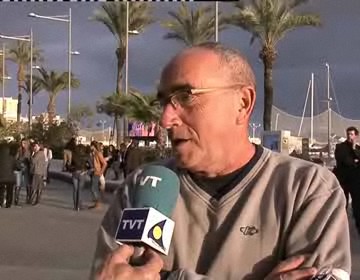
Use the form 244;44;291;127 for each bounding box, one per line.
157;83;194;98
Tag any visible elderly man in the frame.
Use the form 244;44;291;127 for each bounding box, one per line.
90;43;350;280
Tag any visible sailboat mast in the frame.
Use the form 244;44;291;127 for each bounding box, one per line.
310;73;314;146
326;63;331;156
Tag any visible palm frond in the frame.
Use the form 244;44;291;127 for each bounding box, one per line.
162;3;227;46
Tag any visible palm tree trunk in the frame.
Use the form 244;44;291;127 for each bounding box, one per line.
261;47;275;131
17;85;22;124
47;95;56;124
155;123;166;158
17;64;25;124
114;46;127;147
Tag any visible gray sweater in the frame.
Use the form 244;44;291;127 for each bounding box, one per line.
31;150;46;176
90;148;350;280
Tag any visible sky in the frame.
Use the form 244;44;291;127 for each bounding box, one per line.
0;0;360;128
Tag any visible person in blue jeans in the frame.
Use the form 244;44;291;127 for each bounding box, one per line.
14;139;31;205
88;141;107;209
69;144;88;211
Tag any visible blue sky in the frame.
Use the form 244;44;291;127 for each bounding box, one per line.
0;1;360;127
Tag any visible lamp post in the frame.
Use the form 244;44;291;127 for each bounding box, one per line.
0;31;33;129
124;2;140;139
29;9;79;119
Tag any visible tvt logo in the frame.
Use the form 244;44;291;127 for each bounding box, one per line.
121;219;145;230
139;176;162;188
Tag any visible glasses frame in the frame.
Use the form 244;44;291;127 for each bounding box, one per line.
156;83;245;109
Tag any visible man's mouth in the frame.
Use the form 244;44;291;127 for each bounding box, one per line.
172;139;190;146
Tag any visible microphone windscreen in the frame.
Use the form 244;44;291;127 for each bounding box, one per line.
132;165;180;217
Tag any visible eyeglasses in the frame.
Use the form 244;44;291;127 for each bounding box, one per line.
155;83;245;109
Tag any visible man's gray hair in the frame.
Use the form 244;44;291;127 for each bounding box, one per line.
194;42;256;89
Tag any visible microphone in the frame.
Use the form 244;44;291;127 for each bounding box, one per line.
115;165;180;255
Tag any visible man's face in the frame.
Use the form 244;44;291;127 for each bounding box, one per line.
158;49;244;172
33;144;40;152
347;130;358;143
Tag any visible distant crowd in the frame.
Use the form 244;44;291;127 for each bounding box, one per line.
0;137;145;211
0;139;52;208
63;137;144;211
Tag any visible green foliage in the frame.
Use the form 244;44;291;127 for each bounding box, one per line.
69;104;94;128
97;90;160;123
162;3;227;46
30;118;77;150
226;0;321;49
21;74;43;104
0;119;26;141
97;92;129;117
91;2;154;47
225;0;321;130
7;41;43;69
33;66;80;122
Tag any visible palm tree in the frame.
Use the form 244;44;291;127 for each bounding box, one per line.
7;41;42;123
126;90;167;157
226;0;320;131
33;67;80;123
91;2;154;146
21;74;43;106
162;3;227;46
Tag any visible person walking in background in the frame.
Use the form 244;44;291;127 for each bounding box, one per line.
30;142;46;205
103;145;117;179
88;141;107;209
0;142;16;208
69;144;88;211
334;126;360;232
63;137;76;172
112;143;125;180
40;144;52;188
14;139;31;205
44;144;53;184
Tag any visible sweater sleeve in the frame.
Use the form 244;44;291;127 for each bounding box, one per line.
285;169;351;279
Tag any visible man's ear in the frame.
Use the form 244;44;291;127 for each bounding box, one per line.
236;86;256;125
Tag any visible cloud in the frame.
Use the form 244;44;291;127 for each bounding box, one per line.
1;0;360;126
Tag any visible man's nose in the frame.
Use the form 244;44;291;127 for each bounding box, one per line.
160;104;182;129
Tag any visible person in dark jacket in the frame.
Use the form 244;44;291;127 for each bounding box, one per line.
63;137;76;172
14;139;31;205
334;126;360;233
0;142;16;208
70;144;88;211
30;141;46;205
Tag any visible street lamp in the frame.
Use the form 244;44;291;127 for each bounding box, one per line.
124;2;140;139
0;30;33;129
29;8;79;119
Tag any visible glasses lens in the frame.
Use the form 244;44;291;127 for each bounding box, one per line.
170;89;193;108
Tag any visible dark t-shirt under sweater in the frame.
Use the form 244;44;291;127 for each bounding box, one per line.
189;145;263;200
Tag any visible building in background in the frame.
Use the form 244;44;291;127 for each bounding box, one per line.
0;97;18;122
